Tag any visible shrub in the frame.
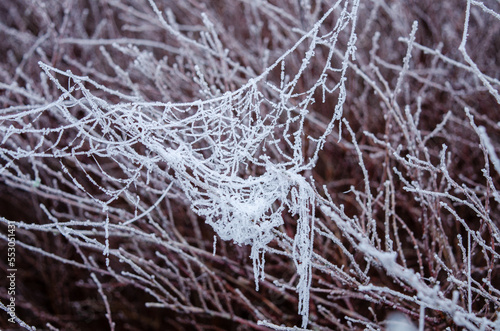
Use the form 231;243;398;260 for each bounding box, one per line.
1;0;500;329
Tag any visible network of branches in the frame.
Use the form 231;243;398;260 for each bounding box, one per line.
1;0;500;330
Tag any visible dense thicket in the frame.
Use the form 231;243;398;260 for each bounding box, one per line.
1;1;500;330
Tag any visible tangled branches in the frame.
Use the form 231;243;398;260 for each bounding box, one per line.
1;0;500;330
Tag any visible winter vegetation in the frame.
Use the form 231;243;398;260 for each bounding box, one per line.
1;0;500;330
